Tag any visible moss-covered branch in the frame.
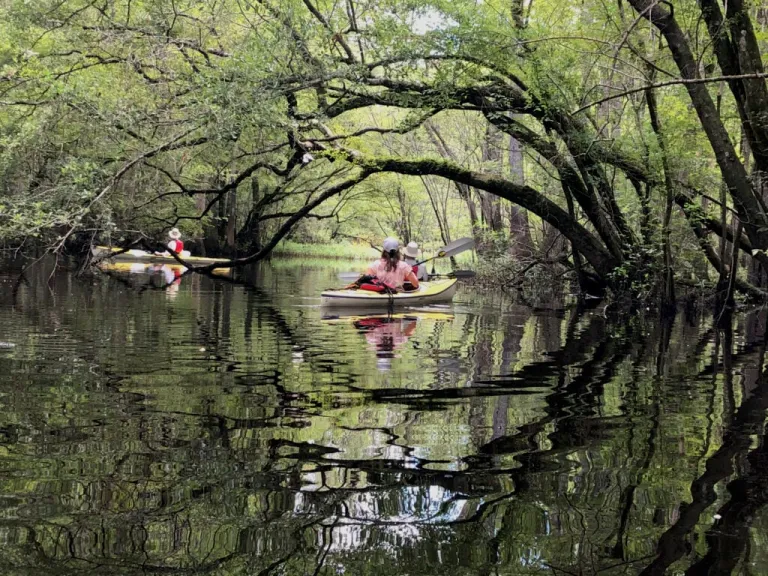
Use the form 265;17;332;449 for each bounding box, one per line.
342;154;619;277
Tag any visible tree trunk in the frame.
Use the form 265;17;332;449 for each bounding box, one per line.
203;186;225;256
225;188;237;254
396;185;411;243
215;183;228;253
237;177;262;253
507;133;533;258
480;124;504;232
646;82;676;309
195;193;208;255
422;176;450;246
564;183;590;295
510;0;526;28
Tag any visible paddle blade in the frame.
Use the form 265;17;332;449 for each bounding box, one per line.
338;272;362;281
440;237;475;258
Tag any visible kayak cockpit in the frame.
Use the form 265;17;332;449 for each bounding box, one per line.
320;279;458;308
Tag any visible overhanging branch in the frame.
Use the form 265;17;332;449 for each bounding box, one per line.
334;153;619;276
573;72;768;114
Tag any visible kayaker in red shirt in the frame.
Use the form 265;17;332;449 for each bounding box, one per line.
167;228;184;253
156;228;186;257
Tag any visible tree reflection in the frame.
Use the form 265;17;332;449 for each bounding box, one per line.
2;263;768;574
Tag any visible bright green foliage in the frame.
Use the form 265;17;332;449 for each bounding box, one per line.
0;0;765;300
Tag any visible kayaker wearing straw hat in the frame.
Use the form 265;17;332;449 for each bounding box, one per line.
403;241;428;281
156;228;187;256
365;237;419;290
167;228;184;254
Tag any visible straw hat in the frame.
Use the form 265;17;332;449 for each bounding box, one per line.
404;241;419;258
168;228;182;239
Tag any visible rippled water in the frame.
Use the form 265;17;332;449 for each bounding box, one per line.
1;258;767;575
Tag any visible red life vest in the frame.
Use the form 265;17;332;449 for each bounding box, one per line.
359;277;397;294
169;239;184;253
354;318;388;330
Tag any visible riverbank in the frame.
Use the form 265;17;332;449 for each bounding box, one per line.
272;240;477;267
272;240;379;260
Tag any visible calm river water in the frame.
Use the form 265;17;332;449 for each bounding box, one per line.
0;258;767;575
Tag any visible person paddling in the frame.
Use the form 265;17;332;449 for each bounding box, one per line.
403;241;428;281
365;237;419;291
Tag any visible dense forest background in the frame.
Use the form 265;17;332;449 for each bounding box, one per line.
4;0;768;304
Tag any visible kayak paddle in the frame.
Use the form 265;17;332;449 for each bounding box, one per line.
416;237;475;266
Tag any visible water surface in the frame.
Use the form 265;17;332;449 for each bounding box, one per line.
0;259;767;575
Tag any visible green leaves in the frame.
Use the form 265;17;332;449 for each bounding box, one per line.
0;0;757;299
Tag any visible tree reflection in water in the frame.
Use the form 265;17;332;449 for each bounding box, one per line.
0;260;767;575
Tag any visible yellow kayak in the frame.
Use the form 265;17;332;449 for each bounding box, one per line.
97;261;231;276
320;279;458;308
91;246;227;267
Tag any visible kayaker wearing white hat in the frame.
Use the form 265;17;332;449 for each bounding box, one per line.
403;241;428;281
156;228;189;257
167;228;184;253
365;237;419;290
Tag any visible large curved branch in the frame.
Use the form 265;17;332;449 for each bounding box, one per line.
366;54;528;88
340;154;618;277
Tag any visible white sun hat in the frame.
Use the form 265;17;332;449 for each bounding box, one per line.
404;241;419;258
168;228;182;239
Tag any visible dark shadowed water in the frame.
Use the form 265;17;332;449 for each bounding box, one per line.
1;258;767;576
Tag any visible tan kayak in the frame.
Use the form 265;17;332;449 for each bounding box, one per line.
321;278;458;308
